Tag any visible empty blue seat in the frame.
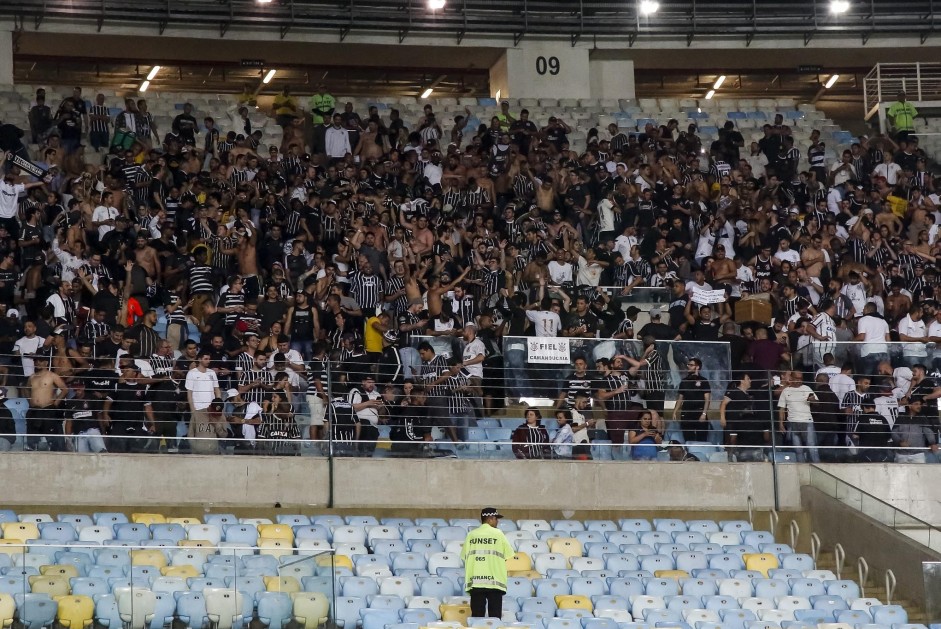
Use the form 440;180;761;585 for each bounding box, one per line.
825;579;861;600
401;610;437;625
644;610;682;624
204;515;238;528
570;578;605;597
673;533;708;547
872;606;908;626
224;525;259;545
793;610;833;623
114;524;151;542
534;578;569;597
87;566;125;580
226;576;265;601
342;577;380;598
836;610;871;624
275;515;310;527
586;544;617;560
644;579;679;597
70;577;109;597
705;596;739;611
666;595;701;611
150;524;186;544
780;554;814;571
38;523;77;543
606;532;640;546
810;594;847;612
619;520;652;533
640;555;674;573
681;578;717;597
0;511;17;524
150;592;177;629
585;521;618;534
675;553;708;573
419;577;458;599
361;609;401;629
256;592;293;629
93;513;129;527
754;580;788;598
14;593;58;629
789;579;826;598
55;553;92;576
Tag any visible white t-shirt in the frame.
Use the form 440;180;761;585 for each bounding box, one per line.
597;199;616;233
91;205;119;239
462;338;486;379
614;235;637;261
349;387;382;426
526;310;562;337
898;314;928;357
811;312;836;343
857;315;890;357
874;162;902;185
547;261;573;285
185;368;220;411
778;385;816;423
774;249;801;265
829;374;856;402
841;283;867;317
570;409;590;444
576;256;603;286
13;335;44;376
0;182;25;219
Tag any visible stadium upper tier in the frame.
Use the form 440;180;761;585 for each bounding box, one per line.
0;510;924;629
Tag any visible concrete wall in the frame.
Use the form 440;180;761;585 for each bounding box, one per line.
815;463;941;526
589;59;636;101
492;44;591;101
0;453;800;511
0;31;12;86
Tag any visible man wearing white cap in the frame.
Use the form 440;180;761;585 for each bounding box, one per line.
462;508;513;618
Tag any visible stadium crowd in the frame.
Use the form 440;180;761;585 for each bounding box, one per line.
0;84;938;461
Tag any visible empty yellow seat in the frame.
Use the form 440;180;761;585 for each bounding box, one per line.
28;575;70;597
439;604;471;624
549;538;583;562
54;595;94;628
315;554;353;570
178;540;213;548
168;517;202;526
0;541;25;556
555;595;592;611
1;523;39;543
40;565;80;579
654;570;689;580
160;565;201;579
258;538;292;559
257;524;294;543
743;553;779;577
292;592;329;629
506;551;532;575
264;576;300;593
0;592;14;628
130;549;168;568
131;513;167;526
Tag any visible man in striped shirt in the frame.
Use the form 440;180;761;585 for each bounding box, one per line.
88;93;111;151
348;261;384;315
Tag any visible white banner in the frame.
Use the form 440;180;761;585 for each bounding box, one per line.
527;337;571;364
692;288;727;305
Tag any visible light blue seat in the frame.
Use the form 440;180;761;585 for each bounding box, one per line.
586;544;618;559
759;544;792;557
779;555;814;571
38;523;77;543
894;624;930;629
575;532;605;546
520;597;556;613
583;619;619;629
0;577;27;595
644;609;682;624
54;553;92;576
546;569;579;581
639;533;672;547
188;578;224;592
372;540;406;558
534;578;569;597
681;578;716;597
294;525;330;542
639;556;674;573
150;524;186;545
310;515;344;528
401;528;435;544
275;515;310;527
836;610;871;624
691;544;723;556
675;553;708;573
619;521;652;534
753;580;788;599
88;567;125;580
390;552;427;572
203;515;238;528
70;577;109;597
690;570;727;580
255;592;293;629
792;610;832;623
378;518;412;528
301;576;337;597
114;524;151;542
93;513;129;527
825;579;861;600
719;521;751;533
809;594;848;612
342;577;380;599
407;540;444;555
94;594;121;629
665;595;701;612
788;580;826;598
206;565;237;580
742;532;774;547
226;576;265;601
655;544;687;556
871;607;909;626
570;578;605;597
769;569;803;581
505;577;533;599
644;579;679;597
94;549;130;567
704;596;739;612
223;525;259;545
605;555;640;573
545;618;580;629
558;609;592;621
606;533;640;547
242;556;279;574
621;545;655;558
585;521;618;534
653;520;686;534
361;609;401;629
149;592;177;629
552;520;586;534
608;578;644;599
673;533;708;547
519;611;552;624
731;570;763;580
365;595;405;611
14;593;58;629
401;609;438;624
590;595;628;611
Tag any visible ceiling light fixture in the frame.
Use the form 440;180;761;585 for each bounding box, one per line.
139;81;150;93
824;74;840;88
428;0;446;9
639;0;659;15
421;88;434;99
256;0;273;4
146;66;161;81
830;0;850;14
262;69;277;84
705;89;715;100
713;75;726;90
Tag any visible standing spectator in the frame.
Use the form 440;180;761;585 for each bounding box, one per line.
856;303;891;375
898;304;929;368
26;354;67;451
887;91;918;142
806;299;837;369
171;103;198;147
552;409;575;458
102;359;155;453
778;371;820;463
348;374;382;456
721;372;768;461
28;94;53;144
185;350;222;454
892;398;938;463
673;357;710;442
850;400;893;462
88;93;111;151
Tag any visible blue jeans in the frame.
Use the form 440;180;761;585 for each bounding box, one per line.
859;353;888;376
788;422;819;463
290;340;314;362
450;409;477;443
400;347;421;379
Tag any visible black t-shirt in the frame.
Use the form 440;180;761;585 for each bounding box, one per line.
85;368;116;397
854;412;892;449
679;374;709;415
390;403;431;442
65;397;101;434
107;381;150;435
690;319;721;342
725;388;764;446
0;405;14;444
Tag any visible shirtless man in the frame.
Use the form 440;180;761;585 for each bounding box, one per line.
399;211;435;257
426;266;471;318
26;354;68;451
709;245;737;289
282;117;306;155
800;234;826;277
354;120;386;161
235;224;260;299
133;234;161;281
534;174;558;213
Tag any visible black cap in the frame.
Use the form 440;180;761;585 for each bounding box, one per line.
481;507;504;520
668;440;684;446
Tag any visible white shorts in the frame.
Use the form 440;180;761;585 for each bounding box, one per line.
307;394;326;427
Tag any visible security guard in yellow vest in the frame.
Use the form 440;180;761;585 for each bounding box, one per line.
461;507;514;618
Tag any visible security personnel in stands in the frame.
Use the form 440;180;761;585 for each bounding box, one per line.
461;507;514;618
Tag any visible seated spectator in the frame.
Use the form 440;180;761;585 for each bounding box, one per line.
627;410;662;461
512;408;550;459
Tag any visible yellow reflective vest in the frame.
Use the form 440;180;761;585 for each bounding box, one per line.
461;523;513;591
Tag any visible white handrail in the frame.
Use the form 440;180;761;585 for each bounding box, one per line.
810;532;821;567
769;510;779;538
834;543;846;580
858;557;869;598
789;520;800;551
885;569;897;604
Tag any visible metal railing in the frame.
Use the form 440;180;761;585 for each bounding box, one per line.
809;466;941;553
863;62;941;115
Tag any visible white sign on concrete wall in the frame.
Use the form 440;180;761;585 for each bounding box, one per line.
497;43;590;100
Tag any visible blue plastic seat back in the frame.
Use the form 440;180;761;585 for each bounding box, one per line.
256;592;293;629
15;593;58;629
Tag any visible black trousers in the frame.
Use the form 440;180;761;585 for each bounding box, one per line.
469;588;503;619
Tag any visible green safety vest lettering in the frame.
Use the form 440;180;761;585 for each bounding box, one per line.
461;523;514;592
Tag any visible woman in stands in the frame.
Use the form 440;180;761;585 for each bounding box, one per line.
627;411;662;461
512;408;550;459
259;388;300;455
